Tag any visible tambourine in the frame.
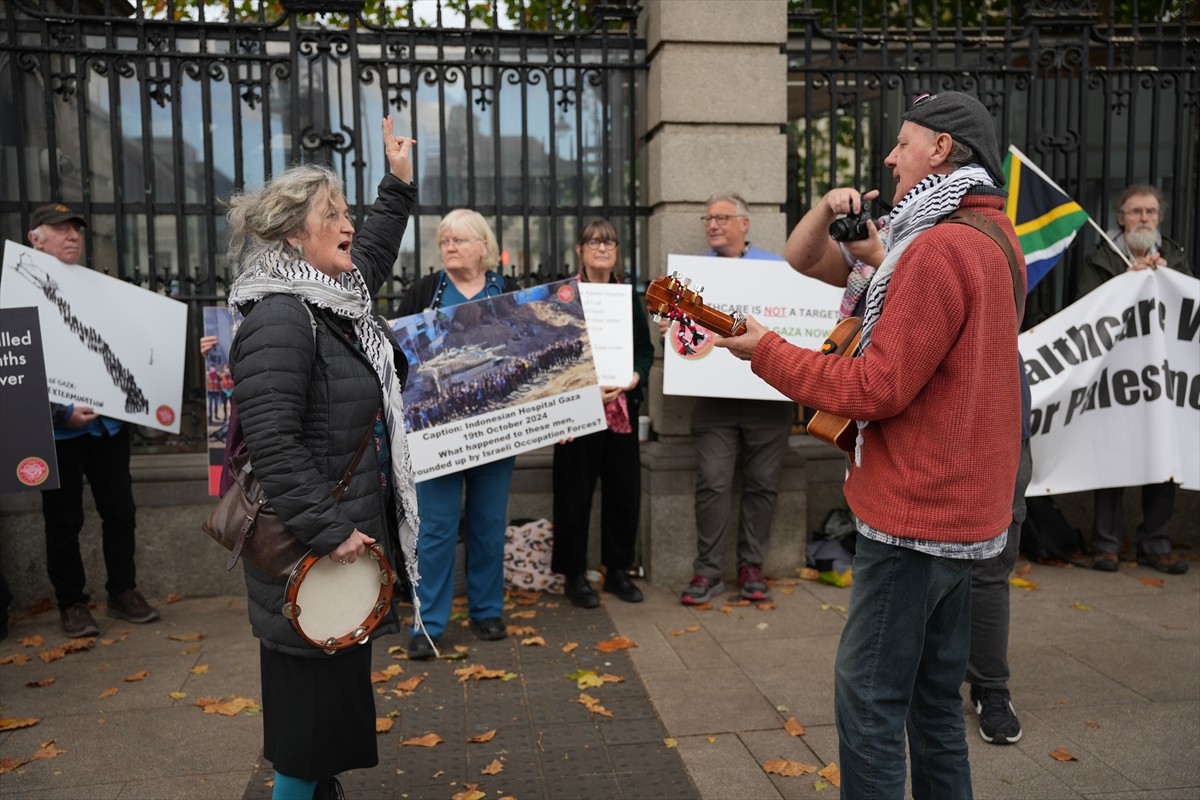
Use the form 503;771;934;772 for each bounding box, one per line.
282;544;395;654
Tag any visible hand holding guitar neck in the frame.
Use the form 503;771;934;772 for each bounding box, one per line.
646;272;747;336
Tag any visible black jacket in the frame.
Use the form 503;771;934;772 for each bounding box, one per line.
230;174;416;657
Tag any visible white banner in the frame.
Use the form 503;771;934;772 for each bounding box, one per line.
662;255;845;401
388;278;606;481
578;282;632;386
1020;267;1200;494
0;241;188;433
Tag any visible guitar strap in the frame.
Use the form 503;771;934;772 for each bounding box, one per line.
941;208;1025;327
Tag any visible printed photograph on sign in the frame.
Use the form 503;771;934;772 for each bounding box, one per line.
204;306;241;496
389;277;606;481
0;241;188;433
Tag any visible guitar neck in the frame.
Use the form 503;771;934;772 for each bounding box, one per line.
646;273;746;336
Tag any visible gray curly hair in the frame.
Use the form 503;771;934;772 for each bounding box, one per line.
225;164;344;273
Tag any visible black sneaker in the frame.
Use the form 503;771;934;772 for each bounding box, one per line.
407;634;438;661
971;685;1023;744
106;589;160;624
471;617;507;641
602;571;644;603
563;573;600;608
61;603;101;638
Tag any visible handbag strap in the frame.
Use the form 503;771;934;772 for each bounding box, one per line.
330;428;375;503
942;208;1025;328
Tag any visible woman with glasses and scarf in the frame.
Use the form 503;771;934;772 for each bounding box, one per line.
552;220;652;608
224;117;422;800
395;210;519;660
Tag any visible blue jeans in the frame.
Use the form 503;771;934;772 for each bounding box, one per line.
835;534;974;800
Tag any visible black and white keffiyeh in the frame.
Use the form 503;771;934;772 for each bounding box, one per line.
850;164;993;466
228;251;424;628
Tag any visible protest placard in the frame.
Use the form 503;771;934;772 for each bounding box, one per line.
578;282;632;387
0;306;59;493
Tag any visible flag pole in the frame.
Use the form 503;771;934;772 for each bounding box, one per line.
1086;216;1134;268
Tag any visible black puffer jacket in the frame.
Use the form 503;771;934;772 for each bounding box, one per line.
230;174;416;657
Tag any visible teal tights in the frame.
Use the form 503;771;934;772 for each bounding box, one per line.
272;771;317;800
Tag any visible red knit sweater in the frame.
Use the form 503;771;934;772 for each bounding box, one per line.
752;193;1025;542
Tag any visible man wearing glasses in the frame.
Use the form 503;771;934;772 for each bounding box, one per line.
714;91;1024;797
1075;186;1192;575
678;193;793;607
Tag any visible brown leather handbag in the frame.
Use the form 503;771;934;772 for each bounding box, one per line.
202;429;374;577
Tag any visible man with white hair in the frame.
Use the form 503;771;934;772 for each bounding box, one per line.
716;91;1025;797
28;203;160;638
1075;185;1192;575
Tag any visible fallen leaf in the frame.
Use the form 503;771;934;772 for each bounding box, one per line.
756;602;777;611
401;732;444;747
1139;576;1165;588
521;636;546;647
376;718;394;734
99;687;119;699
481;758;504;775
454;645;470;653
595;635;637;653
706;736;716;743
1015;562;1033;576
451;785;486;800
17;635;45;648
1050;746;1077;762
818;762;841;787
507;625;538;636
168;691;188;700
798;567;821;580
168;632;205;642
190;665;209;675
1009;576;1038;590
180;646;201;655
395;676;425;692
1085;720;1100;730
25;678;55;688
725;599;752;607
454;664;509;682
431;770;444;778
0;740;65;774
510;589;542;605
598;673;624;684
40;638;95;662
780;587;796;595
820;603;848;613
562;642;579;653
195;695;260;716
755;622;769;630
577;693;613;717
573;671;604;689
387;644;406;656
0;718;39;732
166;593;184;604
467;729;497;743
0;653;31;665
372;664;404;683
784;717;806;737
664;738;678;748
510;610;537;619
763;758;817;777
814;779;830;791
125;670;150;682
1069;602;1093;612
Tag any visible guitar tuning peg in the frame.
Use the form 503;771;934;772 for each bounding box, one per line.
695;284;704;295
683;276;692;288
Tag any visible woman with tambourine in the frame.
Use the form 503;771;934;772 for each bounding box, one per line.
225;117;423;800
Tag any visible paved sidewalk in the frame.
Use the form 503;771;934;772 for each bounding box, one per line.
1;557;1197;799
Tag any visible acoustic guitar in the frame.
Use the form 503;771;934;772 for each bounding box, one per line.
805;317;863;453
645;272;747;337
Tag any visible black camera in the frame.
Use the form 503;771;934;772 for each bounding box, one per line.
828;201;873;242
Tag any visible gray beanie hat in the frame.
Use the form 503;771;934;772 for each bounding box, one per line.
902;91;1004;185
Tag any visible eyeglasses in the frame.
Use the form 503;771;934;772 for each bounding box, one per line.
700;214;744;226
583;238;618;250
1120;206;1159;218
439;237;478;249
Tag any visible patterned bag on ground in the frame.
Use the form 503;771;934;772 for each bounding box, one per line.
503;518;564;594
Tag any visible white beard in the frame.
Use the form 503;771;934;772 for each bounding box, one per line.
1125;229;1158;256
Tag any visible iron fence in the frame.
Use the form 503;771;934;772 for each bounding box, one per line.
785;0;1199;326
1;0;646;448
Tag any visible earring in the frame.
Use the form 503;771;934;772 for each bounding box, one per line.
295;242;304;259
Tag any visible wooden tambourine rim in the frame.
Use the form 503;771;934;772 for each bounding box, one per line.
282;544;395;654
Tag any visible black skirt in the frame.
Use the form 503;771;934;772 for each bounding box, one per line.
259;641;378;779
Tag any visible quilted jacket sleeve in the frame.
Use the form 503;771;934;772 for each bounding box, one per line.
352;174;417;296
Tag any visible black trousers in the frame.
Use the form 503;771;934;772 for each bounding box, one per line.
40;427;138;609
551;428;640;576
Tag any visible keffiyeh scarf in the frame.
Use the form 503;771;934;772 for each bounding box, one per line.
228;251;425;629
851;164;994;466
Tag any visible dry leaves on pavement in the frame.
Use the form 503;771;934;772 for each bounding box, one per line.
0;653;30;665
1085;720;1101;730
671;625;701;636
481;758;504;775
0;740;65;775
819;762;841;787
595;635;637;653
17;635;45;648
762;758;817;777
521;635;546;646
190;665;209;675
25;678;55;689
1070;602;1093;612
784;718;806;737
401;732;444;747
507;625;538;636
562;642;579;653
451;785;485;800
1009;576;1038;590
99;687;119;699
577;692;613;717
194;695;261;716
125;670;149;682
168;632;205;642
454;664;511;682
39;638;94;663
166;593;184;604
1139;576;1165;588
467;729;497;743
1050;746;1078;762
510;610;537;619
371;664;404;683
376;718;394;734
394;675;425;693
510;589;542;606
0;717;39;732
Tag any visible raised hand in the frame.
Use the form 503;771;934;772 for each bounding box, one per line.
382;115;416;184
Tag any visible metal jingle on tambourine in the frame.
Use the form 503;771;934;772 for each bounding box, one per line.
282;602;299;620
352;626;367;640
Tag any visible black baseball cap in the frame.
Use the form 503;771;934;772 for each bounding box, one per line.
30;203;87;229
902;91;1005;185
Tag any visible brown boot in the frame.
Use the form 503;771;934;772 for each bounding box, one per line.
61;603;100;638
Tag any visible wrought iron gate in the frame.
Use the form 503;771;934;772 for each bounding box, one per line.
1;0;645;447
784;0;1198;325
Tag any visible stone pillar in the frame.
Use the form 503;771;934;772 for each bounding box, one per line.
637;0;804;586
